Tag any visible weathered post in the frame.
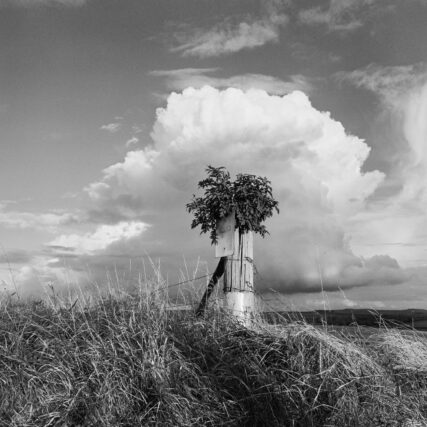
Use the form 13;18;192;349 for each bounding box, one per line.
223;229;254;323
216;211;254;323
187;166;279;322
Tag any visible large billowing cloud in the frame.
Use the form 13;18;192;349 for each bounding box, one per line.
56;85;394;297
89;87;383;215
10;85;423;304
13;85;422;303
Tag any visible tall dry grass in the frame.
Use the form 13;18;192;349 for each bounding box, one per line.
0;280;426;426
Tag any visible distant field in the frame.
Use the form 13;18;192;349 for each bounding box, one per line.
265;308;427;331
415;320;427;330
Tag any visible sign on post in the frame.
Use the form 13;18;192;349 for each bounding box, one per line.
215;211;235;258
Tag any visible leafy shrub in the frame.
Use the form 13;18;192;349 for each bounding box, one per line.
187;166;279;244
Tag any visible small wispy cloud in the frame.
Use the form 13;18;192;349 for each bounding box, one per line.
125;137;139;147
171;2;288;58
298;0;378;32
299;0;425;33
132;126;143;134
150;68;313;95
335;63;427;106
3;0;87;6
100;122;122;133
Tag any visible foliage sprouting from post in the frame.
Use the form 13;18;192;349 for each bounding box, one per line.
186;166;279;244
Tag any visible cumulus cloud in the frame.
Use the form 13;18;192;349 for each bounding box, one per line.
0;203;77;231
9;255;87;298
88;87;383;215
49;221;148;255
78;86;389;295
150;68;313;96
12;85;422;306
336;63;427;269
1;222;149;297
171;3;288;57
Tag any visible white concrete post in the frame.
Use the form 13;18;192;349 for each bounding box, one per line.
223;229;255;325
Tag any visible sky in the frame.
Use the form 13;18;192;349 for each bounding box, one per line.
1;0;427;310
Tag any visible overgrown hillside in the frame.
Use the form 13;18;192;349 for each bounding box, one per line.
0;291;426;426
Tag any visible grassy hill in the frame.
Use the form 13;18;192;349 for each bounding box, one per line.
0;291;426;426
